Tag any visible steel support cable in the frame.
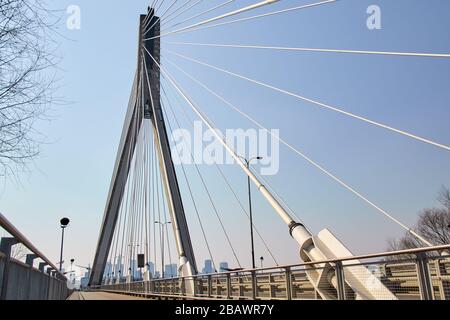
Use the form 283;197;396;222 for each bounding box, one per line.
166;41;450;59
143;121;150;265
159;92;242;269
123;110;140;274
151;130;158;274
156;0;166;14
123;162;135;274
113;75;144;278
157;89;217;271
167;50;450;153
146;47;300;245
130;121;145;274
161;0;200;26
111;202;123;277
139;126;147;257
153;126;164;275
162;187;174;276
119;162;134;277
148;0;337;40
160;0;204;28
135;122;143;260
157;142;175;275
158;94;217;271
158;82;278;265
138;130;146;258
129;135;140;275
156;152;165;274
108;192;123;276
142;1;163;31
113;192;127;277
162;0;235;31
145;0;284;40
142;56;165;276
161;84;279;266
123;87;141;275
139;67;150;265
163;56;434;247
145;0;179;35
146;122;153;272
111;194;126;277
107;222;118;278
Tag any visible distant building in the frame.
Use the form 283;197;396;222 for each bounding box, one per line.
104;262;113;277
147;261;155;277
164;264;177;278
80;271;90;289
202;260;214;274
219;262;229;272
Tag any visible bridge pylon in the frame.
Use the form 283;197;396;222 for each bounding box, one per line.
89;8;197;288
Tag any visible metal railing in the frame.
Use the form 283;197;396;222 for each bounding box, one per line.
98;244;450;300
0;212;70;300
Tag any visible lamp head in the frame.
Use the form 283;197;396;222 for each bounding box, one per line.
60;217;70;228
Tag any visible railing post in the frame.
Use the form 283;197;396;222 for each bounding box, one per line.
0;237;19;300
285;267;292;300
335;261;346;300
434;259;448;300
46;268;52;300
207;275;212;298
226;273;232;299
25;254;38;300
416;253;433;300
251;271;257;300
38;263;47;299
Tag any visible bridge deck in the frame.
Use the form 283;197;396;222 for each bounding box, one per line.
68;291;147;300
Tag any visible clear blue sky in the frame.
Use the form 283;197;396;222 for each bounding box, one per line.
1;0;449;275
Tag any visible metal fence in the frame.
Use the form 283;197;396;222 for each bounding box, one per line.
98;245;450;300
0;212;70;300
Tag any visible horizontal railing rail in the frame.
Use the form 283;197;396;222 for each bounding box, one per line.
97;244;450;300
0;212;64;279
1;212;69;300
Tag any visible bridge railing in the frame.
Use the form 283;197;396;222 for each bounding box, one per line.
98;244;450;300
0;212;70;300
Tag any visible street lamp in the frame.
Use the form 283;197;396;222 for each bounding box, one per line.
260;256;264;269
59;217;70;272
155;221;171;278
238;155;263;269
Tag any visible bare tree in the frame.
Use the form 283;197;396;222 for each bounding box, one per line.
387;186;450;252
0;0;60;178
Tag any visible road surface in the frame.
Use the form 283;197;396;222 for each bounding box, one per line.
68;291;146;300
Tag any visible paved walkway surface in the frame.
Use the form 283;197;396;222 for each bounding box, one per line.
68;291;146;300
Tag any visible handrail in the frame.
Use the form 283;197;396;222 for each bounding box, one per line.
0;212;66;279
103;244;450;282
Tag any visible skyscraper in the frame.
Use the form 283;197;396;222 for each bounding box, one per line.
164;264;177;278
219;262;229;272
202;260;214;274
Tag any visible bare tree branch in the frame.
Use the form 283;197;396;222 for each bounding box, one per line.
0;0;61;179
387;187;450;254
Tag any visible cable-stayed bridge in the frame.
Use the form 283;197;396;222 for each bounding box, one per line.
1;1;450;301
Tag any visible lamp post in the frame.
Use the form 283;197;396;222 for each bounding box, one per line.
239;156;263;269
59;217;70;272
260;256;264;269
155;221;171;278
70;259;75;284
